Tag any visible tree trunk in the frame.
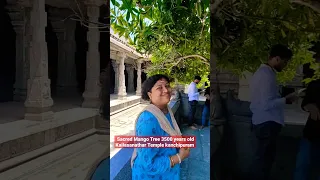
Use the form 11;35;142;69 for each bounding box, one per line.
210;1;226;179
210;0;224;126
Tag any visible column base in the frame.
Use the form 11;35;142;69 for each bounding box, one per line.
24;110;54;121
117;95;127;100
82;91;100;108
117;86;127;98
24;77;54;121
136;91;141;96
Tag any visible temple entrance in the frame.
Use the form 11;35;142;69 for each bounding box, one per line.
0;1;15;102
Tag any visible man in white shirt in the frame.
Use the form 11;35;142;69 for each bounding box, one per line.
187;76;202;129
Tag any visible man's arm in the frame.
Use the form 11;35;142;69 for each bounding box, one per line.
259;71;286;110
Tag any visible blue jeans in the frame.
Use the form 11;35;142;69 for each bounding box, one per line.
293;138;320;180
201;105;209;126
188;101;198;126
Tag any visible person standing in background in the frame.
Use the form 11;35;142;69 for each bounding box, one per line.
187;76;202;130
293;54;320;180
249;44;298;180
201;76;210;129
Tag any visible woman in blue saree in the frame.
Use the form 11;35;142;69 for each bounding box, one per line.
131;74;190;180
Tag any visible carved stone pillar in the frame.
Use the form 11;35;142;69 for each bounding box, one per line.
24;0;54;121
117;52;127;98
112;60;119;94
82;3;101;108
7;6;29;101
126;64;135;93
50;14;77;96
136;60;142;96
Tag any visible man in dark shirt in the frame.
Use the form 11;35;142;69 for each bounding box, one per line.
293;56;320;180
201;76;210;129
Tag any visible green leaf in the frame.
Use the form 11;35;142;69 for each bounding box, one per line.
132;8;139;14
126;12;131;21
111;0;120;6
283;22;297;31
281;29;286;38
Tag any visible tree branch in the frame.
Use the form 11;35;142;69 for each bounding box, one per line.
174;55;210;65
291;0;320;13
146;54;210;73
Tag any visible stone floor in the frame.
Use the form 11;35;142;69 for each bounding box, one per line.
0;134;109;180
110;104;147;158
180;125;210;180
110;93;141;107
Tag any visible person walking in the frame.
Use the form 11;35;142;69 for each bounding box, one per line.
249;44;298;180
187;76;202;130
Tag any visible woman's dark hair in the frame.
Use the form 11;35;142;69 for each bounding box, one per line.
269;44;293;61
141;74;170;101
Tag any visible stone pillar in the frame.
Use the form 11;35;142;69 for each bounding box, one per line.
24;0;54;121
112;60;119;94
51;16;77;96
7;6;29;101
126;64;135;93
117;52;127;98
136;60;142;96
238;71;253;102
82;3;101;108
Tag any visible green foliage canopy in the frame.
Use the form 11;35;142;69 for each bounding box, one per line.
111;0;320;86
111;0;210;85
213;0;320;84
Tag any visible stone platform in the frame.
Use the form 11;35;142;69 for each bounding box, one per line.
110;94;141;115
0;107;101;173
0;97;83;124
110;104;147;158
0;133;109;180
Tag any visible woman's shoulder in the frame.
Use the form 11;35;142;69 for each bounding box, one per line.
137;111;158;124
136;111;161;133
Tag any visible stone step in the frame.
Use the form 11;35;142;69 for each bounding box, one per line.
110;102;141;116
0;108;99;165
0;133;109;180
110;96;142;114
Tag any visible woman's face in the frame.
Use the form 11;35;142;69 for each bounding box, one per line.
148;78;171;106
